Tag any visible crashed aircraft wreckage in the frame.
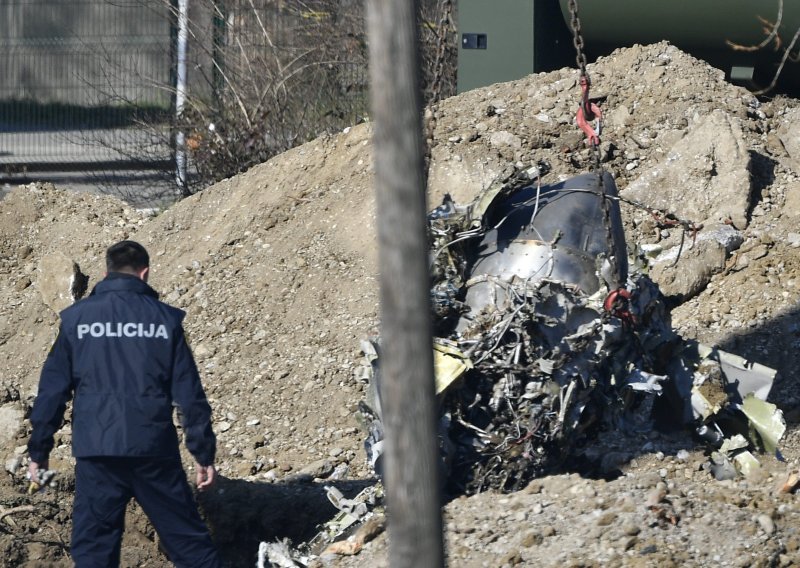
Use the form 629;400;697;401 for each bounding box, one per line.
357;165;785;494
257;167;785;565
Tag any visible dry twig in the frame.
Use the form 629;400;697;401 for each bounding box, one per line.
724;0;800;94
726;1;784;52
0;505;36;523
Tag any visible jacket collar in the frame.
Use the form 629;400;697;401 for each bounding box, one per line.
90;272;160;299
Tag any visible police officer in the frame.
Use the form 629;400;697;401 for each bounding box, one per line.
27;240;223;567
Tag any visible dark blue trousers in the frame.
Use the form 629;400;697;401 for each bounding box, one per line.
72;456;222;568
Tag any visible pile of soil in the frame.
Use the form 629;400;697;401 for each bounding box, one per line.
1;41;800;567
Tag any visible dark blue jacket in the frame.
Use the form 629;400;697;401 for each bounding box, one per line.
28;273;216;466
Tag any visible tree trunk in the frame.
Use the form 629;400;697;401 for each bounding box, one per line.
365;0;445;567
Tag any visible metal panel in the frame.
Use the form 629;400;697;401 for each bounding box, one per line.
457;0;574;94
457;0;535;93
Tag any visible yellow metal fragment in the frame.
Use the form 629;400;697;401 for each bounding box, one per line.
433;342;472;394
741;394;786;455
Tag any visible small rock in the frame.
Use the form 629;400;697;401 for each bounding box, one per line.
621;521;641;536
329;463;349;480
749;244;769;260
521;531;543;547
646;483;667;507
0;405;24;446
5;456;21;475
194;343;214;358
757;514;775;535
736;254;751;270
297;459;333;478
524;481;544;494
620;535;638;551
236;462;255;477
17;244;33;259
25;542;47;561
500;550;522;566
38;252;89;312
15;277;31;291
596;511;617;526
489;131;522;149
541;525;556;537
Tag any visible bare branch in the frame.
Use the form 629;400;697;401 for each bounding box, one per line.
753;23;800;95
246;0;285;76
726;0;784;52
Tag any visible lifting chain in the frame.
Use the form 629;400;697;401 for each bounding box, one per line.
566;0;622;290
567;0;589;81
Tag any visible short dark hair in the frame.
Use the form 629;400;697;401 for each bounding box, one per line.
106;240;150;273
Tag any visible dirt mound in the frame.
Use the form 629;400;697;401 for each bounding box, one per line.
2;42;800;566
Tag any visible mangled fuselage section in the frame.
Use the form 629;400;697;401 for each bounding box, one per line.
358;167;783;494
455;170;628;325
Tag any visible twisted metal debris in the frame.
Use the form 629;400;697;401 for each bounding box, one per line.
439;273;674;493
357;165;784;495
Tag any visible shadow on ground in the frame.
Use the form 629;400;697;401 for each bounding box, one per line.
716;306;800;412
199;476;376;567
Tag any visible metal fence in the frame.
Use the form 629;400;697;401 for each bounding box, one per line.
0;0;374;196
0;0;173;171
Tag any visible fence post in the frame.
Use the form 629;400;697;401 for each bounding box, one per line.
174;0;189;195
366;1;445;567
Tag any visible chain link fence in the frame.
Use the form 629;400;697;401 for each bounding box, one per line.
0;0;174;173
0;0;451;197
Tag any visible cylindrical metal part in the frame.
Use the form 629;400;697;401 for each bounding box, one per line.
558;0;800;89
460;172;627;324
697;424;724;447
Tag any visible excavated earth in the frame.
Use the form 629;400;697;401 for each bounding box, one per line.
2;42;800;567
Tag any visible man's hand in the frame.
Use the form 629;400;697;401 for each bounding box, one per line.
28;460;47;484
195;463;216;491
